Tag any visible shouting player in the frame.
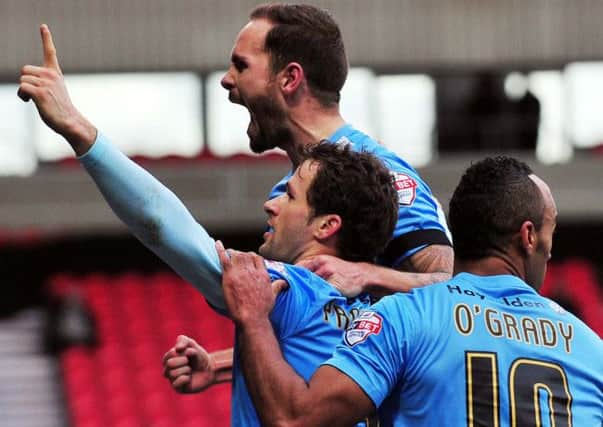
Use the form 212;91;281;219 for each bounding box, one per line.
21;2;453;395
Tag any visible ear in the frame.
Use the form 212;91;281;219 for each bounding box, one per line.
279;62;304;95
313;214;342;241
519;220;537;255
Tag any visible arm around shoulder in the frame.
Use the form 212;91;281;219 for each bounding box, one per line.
298;244;453;297
366;244;453;296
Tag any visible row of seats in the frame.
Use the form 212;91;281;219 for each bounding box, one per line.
50;272;233;427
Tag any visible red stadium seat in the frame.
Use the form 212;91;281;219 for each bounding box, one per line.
55;271;233;426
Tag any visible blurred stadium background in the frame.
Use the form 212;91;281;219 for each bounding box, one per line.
1;1;602;426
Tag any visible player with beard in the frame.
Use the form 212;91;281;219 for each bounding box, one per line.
19;2;452;394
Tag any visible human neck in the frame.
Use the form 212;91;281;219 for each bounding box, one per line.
282;103;346;167
454;254;525;281
293;245;339;266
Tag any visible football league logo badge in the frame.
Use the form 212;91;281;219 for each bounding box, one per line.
344;311;383;346
391;172;417;206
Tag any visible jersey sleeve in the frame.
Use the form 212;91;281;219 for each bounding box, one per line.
322;297;411;407
78;133;225;310
379;154;452;267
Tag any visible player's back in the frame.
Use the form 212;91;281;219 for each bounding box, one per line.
374;273;603;426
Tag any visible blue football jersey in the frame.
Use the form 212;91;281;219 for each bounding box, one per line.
325;273;603;426
268;124;451;266
231;260;377;426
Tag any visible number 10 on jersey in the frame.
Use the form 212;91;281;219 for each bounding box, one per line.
465;352;572;427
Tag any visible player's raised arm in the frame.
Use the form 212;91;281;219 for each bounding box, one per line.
19;25;226;309
18;24;97;155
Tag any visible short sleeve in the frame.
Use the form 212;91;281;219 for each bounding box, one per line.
322;298;410;407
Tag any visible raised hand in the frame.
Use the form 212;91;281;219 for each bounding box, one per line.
18;24;96;155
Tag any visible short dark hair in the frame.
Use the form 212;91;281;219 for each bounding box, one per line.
250;3;348;106
300;142;398;262
449;156;544;260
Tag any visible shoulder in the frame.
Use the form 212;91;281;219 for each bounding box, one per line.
543;297;603;349
266;262;343;303
376;279;453;313
330;124;427;181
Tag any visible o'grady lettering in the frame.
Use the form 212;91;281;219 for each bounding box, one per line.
454;304;575;353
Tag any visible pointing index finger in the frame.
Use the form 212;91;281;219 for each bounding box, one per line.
40;24;62;73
